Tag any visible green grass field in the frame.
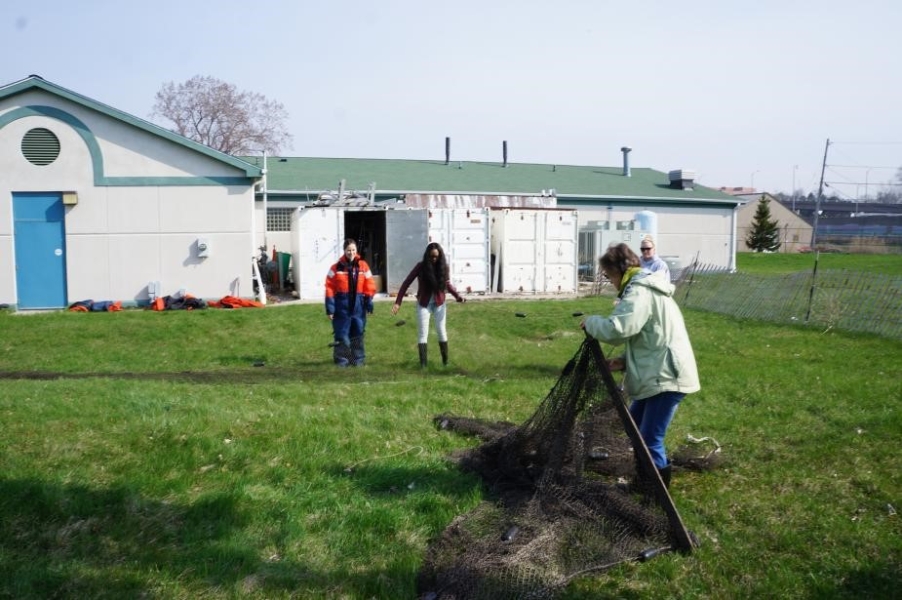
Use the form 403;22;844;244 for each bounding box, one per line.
1;264;900;598
683;253;902;339
736;251;902;276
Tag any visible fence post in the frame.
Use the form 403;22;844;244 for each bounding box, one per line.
804;251;820;323
680;252;701;303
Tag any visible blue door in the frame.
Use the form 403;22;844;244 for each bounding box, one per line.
13;193;68;309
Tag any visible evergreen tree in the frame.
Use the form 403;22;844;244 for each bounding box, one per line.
746;197;782;252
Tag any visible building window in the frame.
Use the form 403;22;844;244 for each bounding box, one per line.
267;207;294;231
22;127;61;165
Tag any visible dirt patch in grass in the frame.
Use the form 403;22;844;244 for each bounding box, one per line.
0;368;399;384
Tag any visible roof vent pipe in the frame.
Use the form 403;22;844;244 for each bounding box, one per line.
503;140;508;167
620;146;632;177
445;137;451;165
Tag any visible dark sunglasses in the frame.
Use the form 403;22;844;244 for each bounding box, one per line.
640;247;653;251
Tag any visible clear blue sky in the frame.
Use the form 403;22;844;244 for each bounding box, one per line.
3;0;900;197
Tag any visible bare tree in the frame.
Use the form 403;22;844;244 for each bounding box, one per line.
150;75;293;155
872;167;902;204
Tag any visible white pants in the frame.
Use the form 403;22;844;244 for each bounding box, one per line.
417;300;448;344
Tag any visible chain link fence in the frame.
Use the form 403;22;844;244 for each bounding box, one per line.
672;260;902;339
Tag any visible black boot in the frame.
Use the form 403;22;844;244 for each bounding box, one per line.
439;341;449;366
418;343;428;368
658;464;672;489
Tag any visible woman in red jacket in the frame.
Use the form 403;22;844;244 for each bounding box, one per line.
391;242;465;367
325;239;376;366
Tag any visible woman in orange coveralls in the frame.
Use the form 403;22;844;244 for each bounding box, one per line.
325;239;376;366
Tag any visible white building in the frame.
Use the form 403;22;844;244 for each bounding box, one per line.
0;76;262;310
0;75;741;311
252;155;744;287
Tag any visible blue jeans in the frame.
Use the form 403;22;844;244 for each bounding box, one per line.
629;391;685;469
332;312;367;366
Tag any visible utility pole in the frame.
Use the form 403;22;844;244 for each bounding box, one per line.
792;165;798;212
811;139;830;249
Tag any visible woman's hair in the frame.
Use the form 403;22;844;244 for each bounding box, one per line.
599;243;640;276
419;242;449;294
343;238;357;250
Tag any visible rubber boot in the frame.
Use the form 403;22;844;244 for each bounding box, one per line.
658;464;672;489
439;341;449;366
418;343;428;368
350;336;365;366
333;338;351;367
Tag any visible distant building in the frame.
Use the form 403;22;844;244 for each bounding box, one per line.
718;186;758;196
732;192;813;252
250;153;744;277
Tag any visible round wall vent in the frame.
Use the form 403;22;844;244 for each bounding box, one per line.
22;127;61;166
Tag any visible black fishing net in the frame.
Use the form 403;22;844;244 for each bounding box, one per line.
419;338;696;599
329;335;366;367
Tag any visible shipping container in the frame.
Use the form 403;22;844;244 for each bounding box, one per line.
427;208;491;293
290;206;428;300
489;208;579;294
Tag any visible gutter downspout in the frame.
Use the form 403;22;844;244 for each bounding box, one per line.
251;177;257;279
251;152;268;305
729;204;738;272
262;150;268;249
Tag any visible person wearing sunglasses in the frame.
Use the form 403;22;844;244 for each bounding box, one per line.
638;235;670;282
580;243;699;489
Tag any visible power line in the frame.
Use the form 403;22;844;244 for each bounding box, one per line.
821;184;856;200
827;165;898;170
830;141;902;145
825;181;902;188
825;180;902;186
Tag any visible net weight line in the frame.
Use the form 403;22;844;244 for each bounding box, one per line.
420;338;700;598
586;337;697;553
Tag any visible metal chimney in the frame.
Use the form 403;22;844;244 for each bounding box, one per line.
445;137;451;165
620;146;632;177
503;140;508;167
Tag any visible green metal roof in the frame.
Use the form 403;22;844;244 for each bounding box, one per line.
0;75;736;205
241;156;739;206
0;75;263;178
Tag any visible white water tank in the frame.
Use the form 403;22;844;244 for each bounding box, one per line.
634;211;658;242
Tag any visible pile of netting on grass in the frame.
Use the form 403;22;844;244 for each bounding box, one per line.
418;339;694;600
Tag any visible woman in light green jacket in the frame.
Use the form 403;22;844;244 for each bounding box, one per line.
581;243;700;487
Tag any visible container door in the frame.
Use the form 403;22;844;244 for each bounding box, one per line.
429;208;490;293
499;209;540;293
13;193;68;309
385;209;428;295
291;207;343;300
543;210;579;293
